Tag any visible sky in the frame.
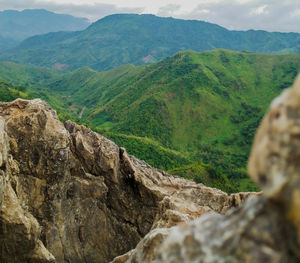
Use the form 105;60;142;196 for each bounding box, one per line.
0;0;300;33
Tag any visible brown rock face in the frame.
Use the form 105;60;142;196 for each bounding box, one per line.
116;75;300;263
0;99;250;262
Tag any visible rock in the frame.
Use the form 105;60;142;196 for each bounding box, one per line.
116;74;300;263
156;196;293;263
0;183;55;262
0;117;7;209
0;99;252;262
248;74;300;256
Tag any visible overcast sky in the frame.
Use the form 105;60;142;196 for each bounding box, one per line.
1;0;300;33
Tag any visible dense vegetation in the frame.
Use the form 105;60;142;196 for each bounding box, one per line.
1;14;300;71
0;80;31;101
0;50;299;192
0;9;89;52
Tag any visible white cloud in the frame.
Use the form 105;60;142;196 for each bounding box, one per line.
196;9;211;14
250;4;269;15
175;0;300;32
157;4;181;17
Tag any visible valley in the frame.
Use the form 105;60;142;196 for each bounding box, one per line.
1;49;299;192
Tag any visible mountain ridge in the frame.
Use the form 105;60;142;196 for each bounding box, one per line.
1;13;300;71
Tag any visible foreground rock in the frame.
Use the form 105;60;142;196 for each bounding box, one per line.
0;99;251;262
113;75;300;263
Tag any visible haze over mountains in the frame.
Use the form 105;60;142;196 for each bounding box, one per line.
0;9;90;52
1;13;300;71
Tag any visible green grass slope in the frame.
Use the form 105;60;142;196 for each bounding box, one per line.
1;14;299;71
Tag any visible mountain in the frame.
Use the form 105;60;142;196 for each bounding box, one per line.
45;50;300;162
0;9;90;52
1;14;300;71
0;49;299;192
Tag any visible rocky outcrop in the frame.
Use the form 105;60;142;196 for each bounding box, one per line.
113;75;300;263
0;99;252;262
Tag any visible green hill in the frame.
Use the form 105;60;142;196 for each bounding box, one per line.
0;50;299;192
47;50;299;156
1;14;300;71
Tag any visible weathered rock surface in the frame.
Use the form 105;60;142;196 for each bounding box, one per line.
0;98;252;262
113;75;300;263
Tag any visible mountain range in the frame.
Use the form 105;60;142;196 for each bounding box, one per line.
0;9;90;52
1;13;300;71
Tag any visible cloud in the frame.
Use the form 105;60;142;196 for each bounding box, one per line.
0;0;144;21
157;4;181;17
250;4;269;15
291;8;300;17
175;0;300;33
